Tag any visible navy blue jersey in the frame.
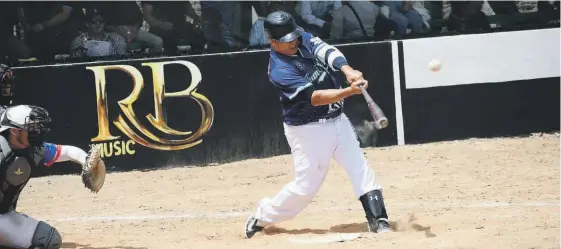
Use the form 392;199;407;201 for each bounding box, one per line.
268;32;349;126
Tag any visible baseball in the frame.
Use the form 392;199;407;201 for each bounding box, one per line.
428;59;441;72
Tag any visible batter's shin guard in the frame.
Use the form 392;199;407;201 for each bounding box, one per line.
359;190;391;233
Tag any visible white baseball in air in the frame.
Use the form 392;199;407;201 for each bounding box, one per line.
428;59;441;72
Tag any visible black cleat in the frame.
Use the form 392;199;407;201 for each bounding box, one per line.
244;215;264;239
366;217;392;233
360;190;392;233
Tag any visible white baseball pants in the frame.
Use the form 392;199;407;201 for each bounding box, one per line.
254;113;382;225
0;211;39;248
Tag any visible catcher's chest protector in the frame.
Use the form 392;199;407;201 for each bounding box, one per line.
0;136;33;214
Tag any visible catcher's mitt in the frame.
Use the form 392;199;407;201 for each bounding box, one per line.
81;144;106;193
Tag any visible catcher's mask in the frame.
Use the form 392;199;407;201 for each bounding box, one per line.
0;64;15;98
0;105;51;147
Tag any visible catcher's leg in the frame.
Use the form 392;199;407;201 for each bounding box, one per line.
29;221;62;249
0;211;61;249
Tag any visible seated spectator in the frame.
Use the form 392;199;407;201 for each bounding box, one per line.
411;1;432;30
538;1;560;21
383;1;427;36
487;1;519;15
249;1;293;47
371;1;397;41
70;9;126;58
447;1;490;33
200;1;243;50
0;2;30;61
141;1;206;55
330;1;380;41
95;1;163;54
295;0;342;38
21;1;84;60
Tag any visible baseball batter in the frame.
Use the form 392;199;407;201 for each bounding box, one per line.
0;104;105;249
244;11;391;239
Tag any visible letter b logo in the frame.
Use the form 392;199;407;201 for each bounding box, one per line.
87;61;214;150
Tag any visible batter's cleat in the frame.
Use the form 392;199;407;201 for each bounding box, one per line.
360;189;392;233
244;215;264;239
367;217;392;233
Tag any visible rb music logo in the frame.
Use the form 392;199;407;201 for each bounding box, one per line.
86;61;214;158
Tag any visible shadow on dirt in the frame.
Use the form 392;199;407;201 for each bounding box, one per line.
61;242;148;249
264;222;369;236
264;227;330;235
264;213;437;238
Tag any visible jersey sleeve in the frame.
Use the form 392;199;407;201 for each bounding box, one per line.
269;66;315;101
37;143;62;167
302;32;349;71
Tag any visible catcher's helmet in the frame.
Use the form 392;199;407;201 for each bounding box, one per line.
264;11;304;43
0;105;51;146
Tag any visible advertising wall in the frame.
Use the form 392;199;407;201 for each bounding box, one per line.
11;42;398;175
10;27;559;175
396;27;560;144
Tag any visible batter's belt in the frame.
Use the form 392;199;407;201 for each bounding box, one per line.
287;110;342;126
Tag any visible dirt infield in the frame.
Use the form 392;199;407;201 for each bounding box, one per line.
17;133;559;249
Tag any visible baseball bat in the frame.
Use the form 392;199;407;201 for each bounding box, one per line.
359;84;388;130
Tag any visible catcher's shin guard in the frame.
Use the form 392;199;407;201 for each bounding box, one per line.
359;189;391;233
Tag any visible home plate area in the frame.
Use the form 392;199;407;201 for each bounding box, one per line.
17;134;560;249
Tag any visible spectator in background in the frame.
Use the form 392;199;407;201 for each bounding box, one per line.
383;1;427;36
244;1;269;18
370;1;397;41
0;2;30;61
70;9;126;58
447;1;490;33
97;1;163;54
330;1;380;41
200;1;242;50
142;1;206;55
295;0;342;38
538;1;560;21
487;1;519;15
21;2;84;60
411;1;432;30
249;1;293;47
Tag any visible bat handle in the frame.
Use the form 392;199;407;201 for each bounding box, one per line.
358;84;368;95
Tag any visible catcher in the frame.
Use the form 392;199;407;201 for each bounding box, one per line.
0;104;106;249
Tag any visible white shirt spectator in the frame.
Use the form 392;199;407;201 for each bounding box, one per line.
411;1;431;29
330;1;380;40
70;32;127;58
296;0;342;28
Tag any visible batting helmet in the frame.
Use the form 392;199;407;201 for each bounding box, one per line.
264;11;304;43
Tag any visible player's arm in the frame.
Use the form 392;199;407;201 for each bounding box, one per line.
37;143;88;167
271;67;360;107
303;33;367;85
309;87;357;106
41;4;73;29
37;143;106;192
304;33;348;71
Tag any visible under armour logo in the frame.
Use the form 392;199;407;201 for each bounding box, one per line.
370;195;378;201
14;168;24;175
